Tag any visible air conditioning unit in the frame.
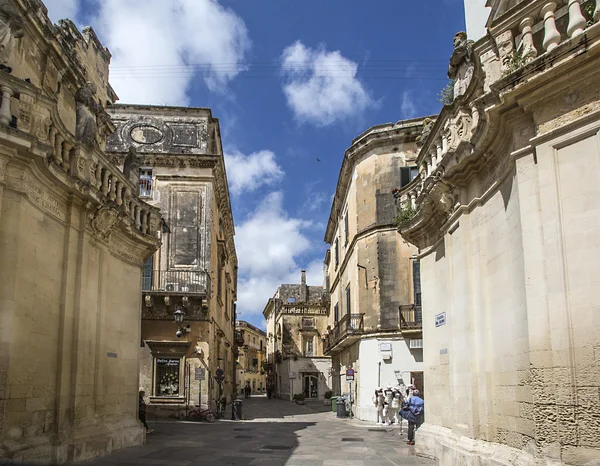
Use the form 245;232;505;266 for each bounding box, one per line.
409;339;423;349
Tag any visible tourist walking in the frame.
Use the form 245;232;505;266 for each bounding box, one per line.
400;389;424;445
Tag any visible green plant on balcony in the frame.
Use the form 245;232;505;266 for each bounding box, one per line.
502;49;527;77
438;79;456;105
395;204;418;227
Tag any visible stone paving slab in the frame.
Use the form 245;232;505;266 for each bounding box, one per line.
82;397;436;466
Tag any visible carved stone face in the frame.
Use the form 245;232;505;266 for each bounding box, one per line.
454;32;467;48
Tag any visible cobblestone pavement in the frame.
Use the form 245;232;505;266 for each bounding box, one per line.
84;396;436;466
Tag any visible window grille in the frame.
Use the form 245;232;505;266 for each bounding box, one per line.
139;169;153;197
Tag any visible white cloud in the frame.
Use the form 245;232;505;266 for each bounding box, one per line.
225;150;284;196
400;91;418;119
44;0;78;23
91;0;250;105
280;41;373;126
235;192;325;318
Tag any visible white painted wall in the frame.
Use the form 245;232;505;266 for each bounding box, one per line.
277;358;332;400
356;338;423;422
463;0;491;41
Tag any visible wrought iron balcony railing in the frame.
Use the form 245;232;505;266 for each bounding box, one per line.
399;304;422;331
142;270;211;295
323;313;364;354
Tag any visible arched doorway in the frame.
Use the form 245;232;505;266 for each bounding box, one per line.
303;374;318;399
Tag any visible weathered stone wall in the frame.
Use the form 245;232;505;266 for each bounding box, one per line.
400;8;600;465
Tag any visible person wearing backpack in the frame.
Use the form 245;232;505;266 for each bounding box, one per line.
400;389;424;445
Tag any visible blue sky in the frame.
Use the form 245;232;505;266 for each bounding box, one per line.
45;0;466;329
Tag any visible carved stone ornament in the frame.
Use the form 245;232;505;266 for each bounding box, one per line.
0;0;24;71
144;295;153;308
122;145;139;180
448;31;475;101
88;206;120;239
75;82;100;147
417;118;434;147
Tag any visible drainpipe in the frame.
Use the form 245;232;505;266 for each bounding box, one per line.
378;361;381;387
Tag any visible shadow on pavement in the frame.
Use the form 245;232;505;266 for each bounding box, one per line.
239;396;332;420
83;419;315;465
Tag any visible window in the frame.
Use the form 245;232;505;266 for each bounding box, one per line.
413;260;422;306
345;285;351;316
253;337;256;344
334;239;339;267
154;358;181;397
334;303;339;323
217;258;223;301
304;337;314;357
288;297;296;303
142;255;153;290
400;166;419;188
139;169;153;197
344;211;349;244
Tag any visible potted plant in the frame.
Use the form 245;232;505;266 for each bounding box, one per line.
293;393;306;405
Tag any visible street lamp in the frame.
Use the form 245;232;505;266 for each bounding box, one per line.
174;309;186;338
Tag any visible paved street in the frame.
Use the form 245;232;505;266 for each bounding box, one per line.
84;396;436;466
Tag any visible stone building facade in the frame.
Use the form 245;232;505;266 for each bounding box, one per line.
235;321;267;395
322;119;427;421
0;1;161;462
105;105;237;417
395;1;600;465
264;271;332;401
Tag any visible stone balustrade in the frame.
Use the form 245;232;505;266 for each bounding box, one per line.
0;72;159;237
491;0;598;73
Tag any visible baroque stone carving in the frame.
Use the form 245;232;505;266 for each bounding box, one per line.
75;82;101;147
448;32;475;101
122;146;139;180
416;118;434;147
88;206;120;239
144;295;153;308
0;0;24;73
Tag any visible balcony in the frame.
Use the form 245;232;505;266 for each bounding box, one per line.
323;313;364;355
142;270;211;295
399;304;422;338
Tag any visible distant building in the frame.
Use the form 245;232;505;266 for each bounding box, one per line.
106;105;238;417
263;271;332;401
323;118;427;421
235;321;267;395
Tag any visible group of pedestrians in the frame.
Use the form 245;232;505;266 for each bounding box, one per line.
373;385;424;445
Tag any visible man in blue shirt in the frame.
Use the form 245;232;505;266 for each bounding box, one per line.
400;389;424;445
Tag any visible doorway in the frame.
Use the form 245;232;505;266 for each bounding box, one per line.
303;374;319;399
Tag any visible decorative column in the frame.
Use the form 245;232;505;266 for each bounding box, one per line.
129;199;136;221
54;134;64;166
520;17;538;62
49;127;59;164
134;205;142;230
95;165;103;190
101;169;110;196
0;86;13;126
61;142;72;171
410;191;417;209
542;2;562;52
108;174;117;201
436;138;443;163
426;156;432;176
595;0;600;21
141;210;148;234
567;0;587;38
430;148;437;171
115;182;123;206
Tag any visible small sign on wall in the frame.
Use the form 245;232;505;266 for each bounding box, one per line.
435;312;446;327
289;372;296;379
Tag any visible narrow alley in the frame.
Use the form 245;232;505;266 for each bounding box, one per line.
83;396;436;466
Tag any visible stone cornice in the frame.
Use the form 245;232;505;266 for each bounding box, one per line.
324;118;428;244
397;20;600;252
